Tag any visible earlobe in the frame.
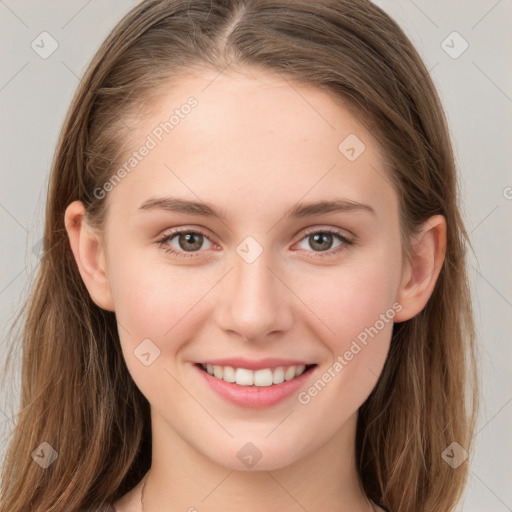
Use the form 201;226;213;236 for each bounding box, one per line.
394;215;447;323
64;200;115;311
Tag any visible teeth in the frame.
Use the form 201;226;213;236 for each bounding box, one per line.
223;366;236;383
213;365;223;379
273;367;285;384
235;368;253;386
284;366;296;381
253;369;273;387
202;363;309;386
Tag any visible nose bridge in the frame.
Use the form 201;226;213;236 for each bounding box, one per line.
218;245;292;341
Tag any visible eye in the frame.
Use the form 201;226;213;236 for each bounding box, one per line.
156;227;354;259
295;229;353;258
157;229;215;258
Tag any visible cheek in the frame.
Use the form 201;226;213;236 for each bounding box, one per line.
107;258;220;403
297;249;400;346
292;243;401;406
294;268;397;423
105;244;217;361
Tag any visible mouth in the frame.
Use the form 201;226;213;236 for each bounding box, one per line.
195;362;318;387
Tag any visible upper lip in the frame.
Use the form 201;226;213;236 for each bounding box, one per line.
196;357;315;371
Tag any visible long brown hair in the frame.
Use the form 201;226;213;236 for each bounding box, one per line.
0;1;478;510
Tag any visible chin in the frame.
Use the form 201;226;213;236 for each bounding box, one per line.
203;436;305;472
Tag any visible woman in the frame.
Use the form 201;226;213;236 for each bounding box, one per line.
0;1;478;510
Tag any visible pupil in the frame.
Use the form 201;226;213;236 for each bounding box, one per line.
311;233;332;251
180;233;202;251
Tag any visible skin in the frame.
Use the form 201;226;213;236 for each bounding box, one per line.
65;68;446;511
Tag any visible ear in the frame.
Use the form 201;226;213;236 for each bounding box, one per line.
394;215;446;323
64;200;115;311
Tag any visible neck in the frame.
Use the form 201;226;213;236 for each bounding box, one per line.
143;410;374;512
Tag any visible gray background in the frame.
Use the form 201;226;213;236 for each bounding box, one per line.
1;1;511;510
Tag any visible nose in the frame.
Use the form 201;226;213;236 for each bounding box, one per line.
215;251;294;343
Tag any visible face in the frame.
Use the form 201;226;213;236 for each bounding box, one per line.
96;69;406;471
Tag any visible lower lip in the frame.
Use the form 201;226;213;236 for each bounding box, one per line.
194;364;317;409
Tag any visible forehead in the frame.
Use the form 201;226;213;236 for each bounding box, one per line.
107;69;397;223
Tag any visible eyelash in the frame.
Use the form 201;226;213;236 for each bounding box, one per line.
156;227;354;260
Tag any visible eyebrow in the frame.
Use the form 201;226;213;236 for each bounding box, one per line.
138;196;376;220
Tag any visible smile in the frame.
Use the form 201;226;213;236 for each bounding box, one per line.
199;363;316;387
194;357;319;408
